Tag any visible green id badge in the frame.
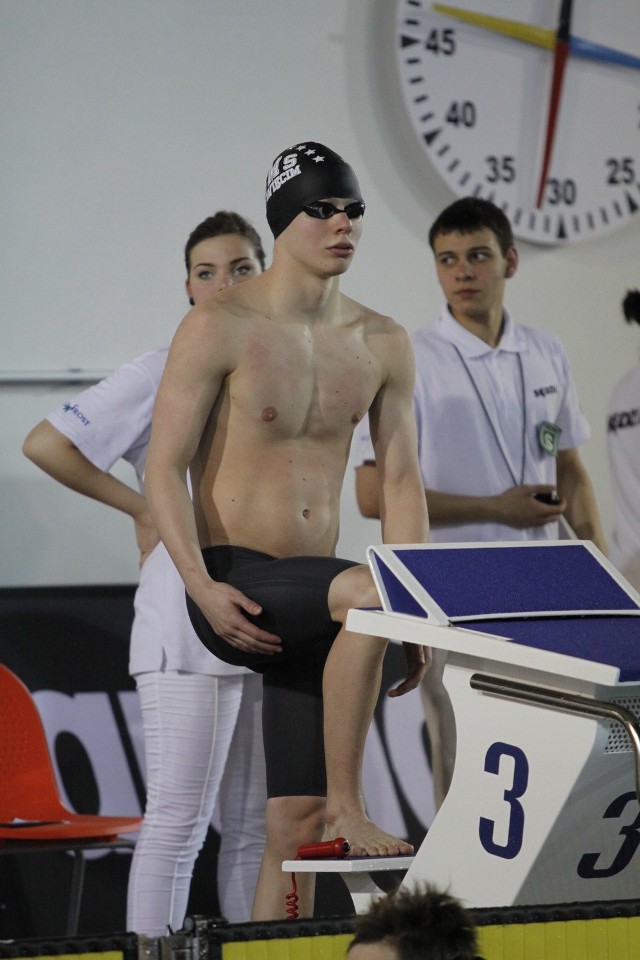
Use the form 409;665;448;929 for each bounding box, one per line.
538;420;562;456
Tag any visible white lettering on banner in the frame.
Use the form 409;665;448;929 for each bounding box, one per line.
35;690;143;827
32;688;433;856
382;684;437;830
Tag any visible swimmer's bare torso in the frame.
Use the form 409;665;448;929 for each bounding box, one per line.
186;285;398;559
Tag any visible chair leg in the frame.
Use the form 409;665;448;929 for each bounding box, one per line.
66;850;86;936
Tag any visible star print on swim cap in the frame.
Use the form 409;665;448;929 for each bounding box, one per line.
265;142;363;239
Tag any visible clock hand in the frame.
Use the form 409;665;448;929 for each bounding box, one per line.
432;4;554;50
431;2;574;209
570;37;640;72
433;4;640;71
535;0;572;209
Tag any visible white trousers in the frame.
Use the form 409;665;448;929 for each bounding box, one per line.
127;670;266;934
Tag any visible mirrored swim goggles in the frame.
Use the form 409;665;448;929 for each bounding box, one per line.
301;200;366;220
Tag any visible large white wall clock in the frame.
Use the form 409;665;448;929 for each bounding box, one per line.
396;0;640;244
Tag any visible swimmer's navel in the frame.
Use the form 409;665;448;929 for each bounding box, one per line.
261;405;278;422
302;508;310;519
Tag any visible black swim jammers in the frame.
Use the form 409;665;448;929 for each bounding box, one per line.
186;545;359;797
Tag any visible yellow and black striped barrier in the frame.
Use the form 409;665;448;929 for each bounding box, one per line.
0;900;638;960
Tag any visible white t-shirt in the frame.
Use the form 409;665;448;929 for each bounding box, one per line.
355;308;590;543
606;362;640;590
47;348;249;677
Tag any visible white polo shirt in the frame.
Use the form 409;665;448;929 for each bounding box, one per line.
607;362;640;589
355;307;590;543
47;348;249;677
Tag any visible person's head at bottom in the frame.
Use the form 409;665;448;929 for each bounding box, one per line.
347;883;480;960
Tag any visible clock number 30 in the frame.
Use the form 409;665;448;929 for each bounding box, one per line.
479;742;529;860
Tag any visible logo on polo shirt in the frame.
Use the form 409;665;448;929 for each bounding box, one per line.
608;409;640;432
62;402;90;426
534;385;558;398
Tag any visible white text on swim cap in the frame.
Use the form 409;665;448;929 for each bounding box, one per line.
266;153;302;200
266;164;301;200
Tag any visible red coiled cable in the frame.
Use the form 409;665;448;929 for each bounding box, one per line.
285;838;350;919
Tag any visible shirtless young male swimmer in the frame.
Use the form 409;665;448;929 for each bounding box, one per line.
145;142;430;920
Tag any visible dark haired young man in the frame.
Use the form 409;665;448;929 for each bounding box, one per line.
355;196;606;806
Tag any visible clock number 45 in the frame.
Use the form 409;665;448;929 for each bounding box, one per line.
424;28;456;56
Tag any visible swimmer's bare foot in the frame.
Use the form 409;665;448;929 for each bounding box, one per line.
324;814;413;858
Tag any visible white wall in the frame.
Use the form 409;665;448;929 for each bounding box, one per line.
2;0;638;587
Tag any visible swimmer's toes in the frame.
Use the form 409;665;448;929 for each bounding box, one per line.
350;839;413;857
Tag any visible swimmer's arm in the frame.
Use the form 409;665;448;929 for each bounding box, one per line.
370;326;429;546
369;324;430;695
22;420;157;563
145;309;281;653
354;462;380;520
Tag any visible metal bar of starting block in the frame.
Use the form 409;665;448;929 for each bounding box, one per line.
470;673;640;801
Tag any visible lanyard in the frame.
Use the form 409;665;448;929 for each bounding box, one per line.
452;344;527;486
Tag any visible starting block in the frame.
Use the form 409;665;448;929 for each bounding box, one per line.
285;541;640;912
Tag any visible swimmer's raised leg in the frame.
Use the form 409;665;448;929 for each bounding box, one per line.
321;566;417;856
250;564;422;920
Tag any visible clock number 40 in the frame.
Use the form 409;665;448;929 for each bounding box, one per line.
445;101;476;128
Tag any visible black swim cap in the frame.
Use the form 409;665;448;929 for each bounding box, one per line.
265;142;363;239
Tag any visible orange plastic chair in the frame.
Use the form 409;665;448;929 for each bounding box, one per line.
0;662;142;934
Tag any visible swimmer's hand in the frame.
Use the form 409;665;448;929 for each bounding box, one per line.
196;581;282;655
387;643;431;698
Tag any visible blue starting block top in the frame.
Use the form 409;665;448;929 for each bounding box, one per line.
463;617;640;683
367;542;640;684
